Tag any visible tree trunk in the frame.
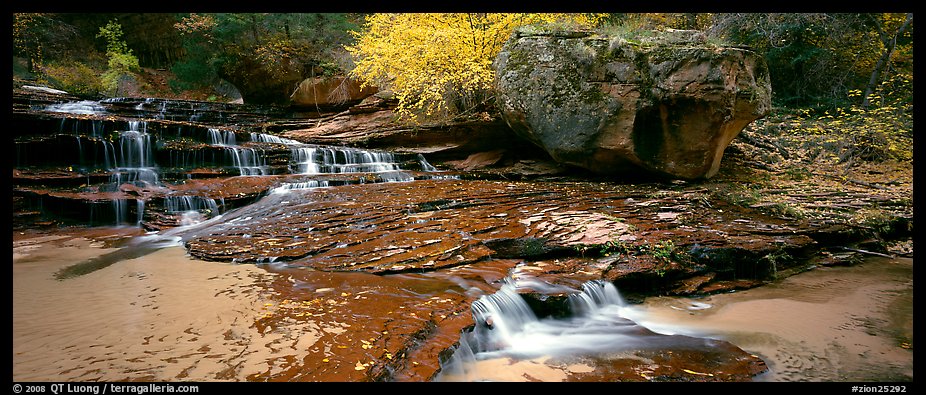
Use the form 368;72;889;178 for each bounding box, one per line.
862;13;913;109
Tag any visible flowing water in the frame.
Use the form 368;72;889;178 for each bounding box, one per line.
12;227;913;382
434;257;913;382
13;99;914;382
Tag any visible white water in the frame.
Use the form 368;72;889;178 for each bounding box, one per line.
290;146;405;175
437;275;648;381
225;146;270;176
207;128;237;146
31;101;443;227
44;100;106;115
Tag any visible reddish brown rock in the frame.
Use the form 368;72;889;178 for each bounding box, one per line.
289;76;378;109
495;28;772;180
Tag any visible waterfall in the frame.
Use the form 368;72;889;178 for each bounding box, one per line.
44;100;106;115
272;181;331;193
163;196;223;226
290;146;404;175
249;132;302;145
567;280;626;317
164;196;220;214
110;123;159;186
225;146;269;176
418;154;438;172
469;284;539;353
113;199;127;226
207;128;237;146
23;103;446;228
136;200;145;226
436;278;644;381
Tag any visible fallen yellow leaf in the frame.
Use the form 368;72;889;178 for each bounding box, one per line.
682;369;713;377
355;362;366;371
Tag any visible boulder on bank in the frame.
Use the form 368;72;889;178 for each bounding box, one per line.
495;27;772;180
290;76;378;109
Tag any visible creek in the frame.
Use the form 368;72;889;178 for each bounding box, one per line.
11;95;913;382
12;230;912;382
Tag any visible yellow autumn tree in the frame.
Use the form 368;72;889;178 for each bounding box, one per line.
346;13;604;124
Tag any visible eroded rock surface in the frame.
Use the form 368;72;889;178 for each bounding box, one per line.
495;27;772;180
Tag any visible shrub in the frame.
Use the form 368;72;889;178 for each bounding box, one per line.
41;62;103;97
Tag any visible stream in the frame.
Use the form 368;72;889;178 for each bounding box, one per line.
12;96;914;382
12;226;913;382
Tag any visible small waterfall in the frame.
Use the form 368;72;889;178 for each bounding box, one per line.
207;128;236;146
290;146;404;175
567;280;626;317
272;180;331;193
249;132;302;145
418;154;438;172
113;199;127;226
469;284;539;353
290;147;321;174
225;146;269;176
44;100;106;115
436;278;643;381
136;200;145;226
163;196;223;226
110;123;159;186
164;196;220;214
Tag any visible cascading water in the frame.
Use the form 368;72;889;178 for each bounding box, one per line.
290;146;404;175
226;146;270;176
44;100;106;115
164;195;223;226
272;180;331;192
25;99;443;227
436;276;648;381
207;128;237;146
110;122;159;186
567;279;627;317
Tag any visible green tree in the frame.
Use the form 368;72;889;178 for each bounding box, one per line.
171;13;361;103
709;13;913;110
13;13;79;74
97;19;140;96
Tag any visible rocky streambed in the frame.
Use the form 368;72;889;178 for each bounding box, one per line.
11;87;913;382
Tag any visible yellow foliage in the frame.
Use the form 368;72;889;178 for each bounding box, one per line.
346;13;604;124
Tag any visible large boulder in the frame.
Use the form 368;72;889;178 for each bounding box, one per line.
289;76;378;109
495;27;772;180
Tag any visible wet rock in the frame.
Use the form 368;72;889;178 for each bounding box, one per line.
495;27;772;180
11;88;911;382
280;97;552;165
179;178;832;299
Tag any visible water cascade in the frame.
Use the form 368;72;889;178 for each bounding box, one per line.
163;195;224;226
44;100;106;115
110;122;159;186
225;146;270;176
436;277;648;381
22;99;443;227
